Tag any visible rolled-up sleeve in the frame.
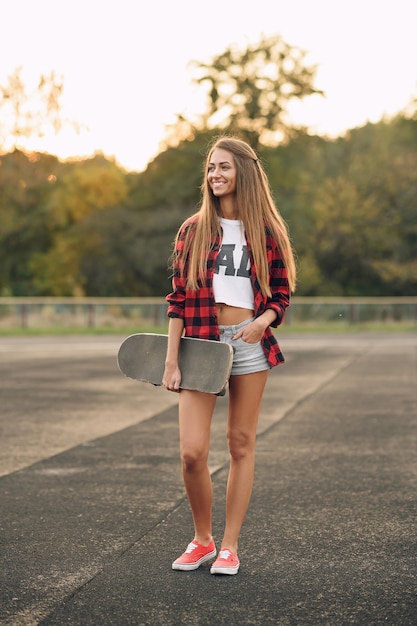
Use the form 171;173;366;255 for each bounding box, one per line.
165;219;193;319
264;237;291;327
166;280;185;319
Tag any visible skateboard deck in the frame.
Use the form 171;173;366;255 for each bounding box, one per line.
117;333;233;394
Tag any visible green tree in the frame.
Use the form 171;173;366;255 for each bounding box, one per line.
365;150;417;294
258;134;334;294
312;177;383;294
30;156;129;296
78;206;176;296
0;149;63;295
306;117;417;295
0;67;68;149
186;35;323;149
44;154;128;228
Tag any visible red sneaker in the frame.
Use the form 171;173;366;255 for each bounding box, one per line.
210;548;240;575
172;539;217;571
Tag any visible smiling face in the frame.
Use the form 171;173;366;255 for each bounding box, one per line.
207;148;237;200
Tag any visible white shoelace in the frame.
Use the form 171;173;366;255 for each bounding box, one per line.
185;542;198;554
218;549;232;559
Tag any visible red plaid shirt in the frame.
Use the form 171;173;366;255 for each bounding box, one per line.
166;216;290;367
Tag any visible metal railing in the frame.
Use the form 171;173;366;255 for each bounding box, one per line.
0;297;416;330
284;296;417;327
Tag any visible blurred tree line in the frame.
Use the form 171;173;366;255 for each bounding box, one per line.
1;38;416;297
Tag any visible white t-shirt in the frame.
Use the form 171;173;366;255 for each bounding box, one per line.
212;218;254;310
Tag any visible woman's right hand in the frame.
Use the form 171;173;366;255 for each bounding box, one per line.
162;362;181;393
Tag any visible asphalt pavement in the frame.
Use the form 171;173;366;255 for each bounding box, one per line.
0;332;416;625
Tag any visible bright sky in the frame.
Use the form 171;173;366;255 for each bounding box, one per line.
1;0;416;172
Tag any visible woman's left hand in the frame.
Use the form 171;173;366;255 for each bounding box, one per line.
232;318;266;343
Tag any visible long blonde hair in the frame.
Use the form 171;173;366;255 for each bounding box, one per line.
174;136;296;295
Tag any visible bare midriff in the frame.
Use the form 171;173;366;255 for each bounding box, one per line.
216;303;254;326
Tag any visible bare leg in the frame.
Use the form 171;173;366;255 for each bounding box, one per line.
178;390;217;545
221;370;268;553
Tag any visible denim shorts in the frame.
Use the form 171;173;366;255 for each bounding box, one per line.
219;318;270;376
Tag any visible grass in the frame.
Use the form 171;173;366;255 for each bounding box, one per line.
279;322;416;334
0;322;415;337
0;325;168;337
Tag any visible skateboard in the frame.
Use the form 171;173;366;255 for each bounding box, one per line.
117;333;233;394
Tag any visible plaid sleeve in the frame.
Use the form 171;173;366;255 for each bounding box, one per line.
166;218;194;319
264;234;291;328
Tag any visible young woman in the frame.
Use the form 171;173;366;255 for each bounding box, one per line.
162;136;296;575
